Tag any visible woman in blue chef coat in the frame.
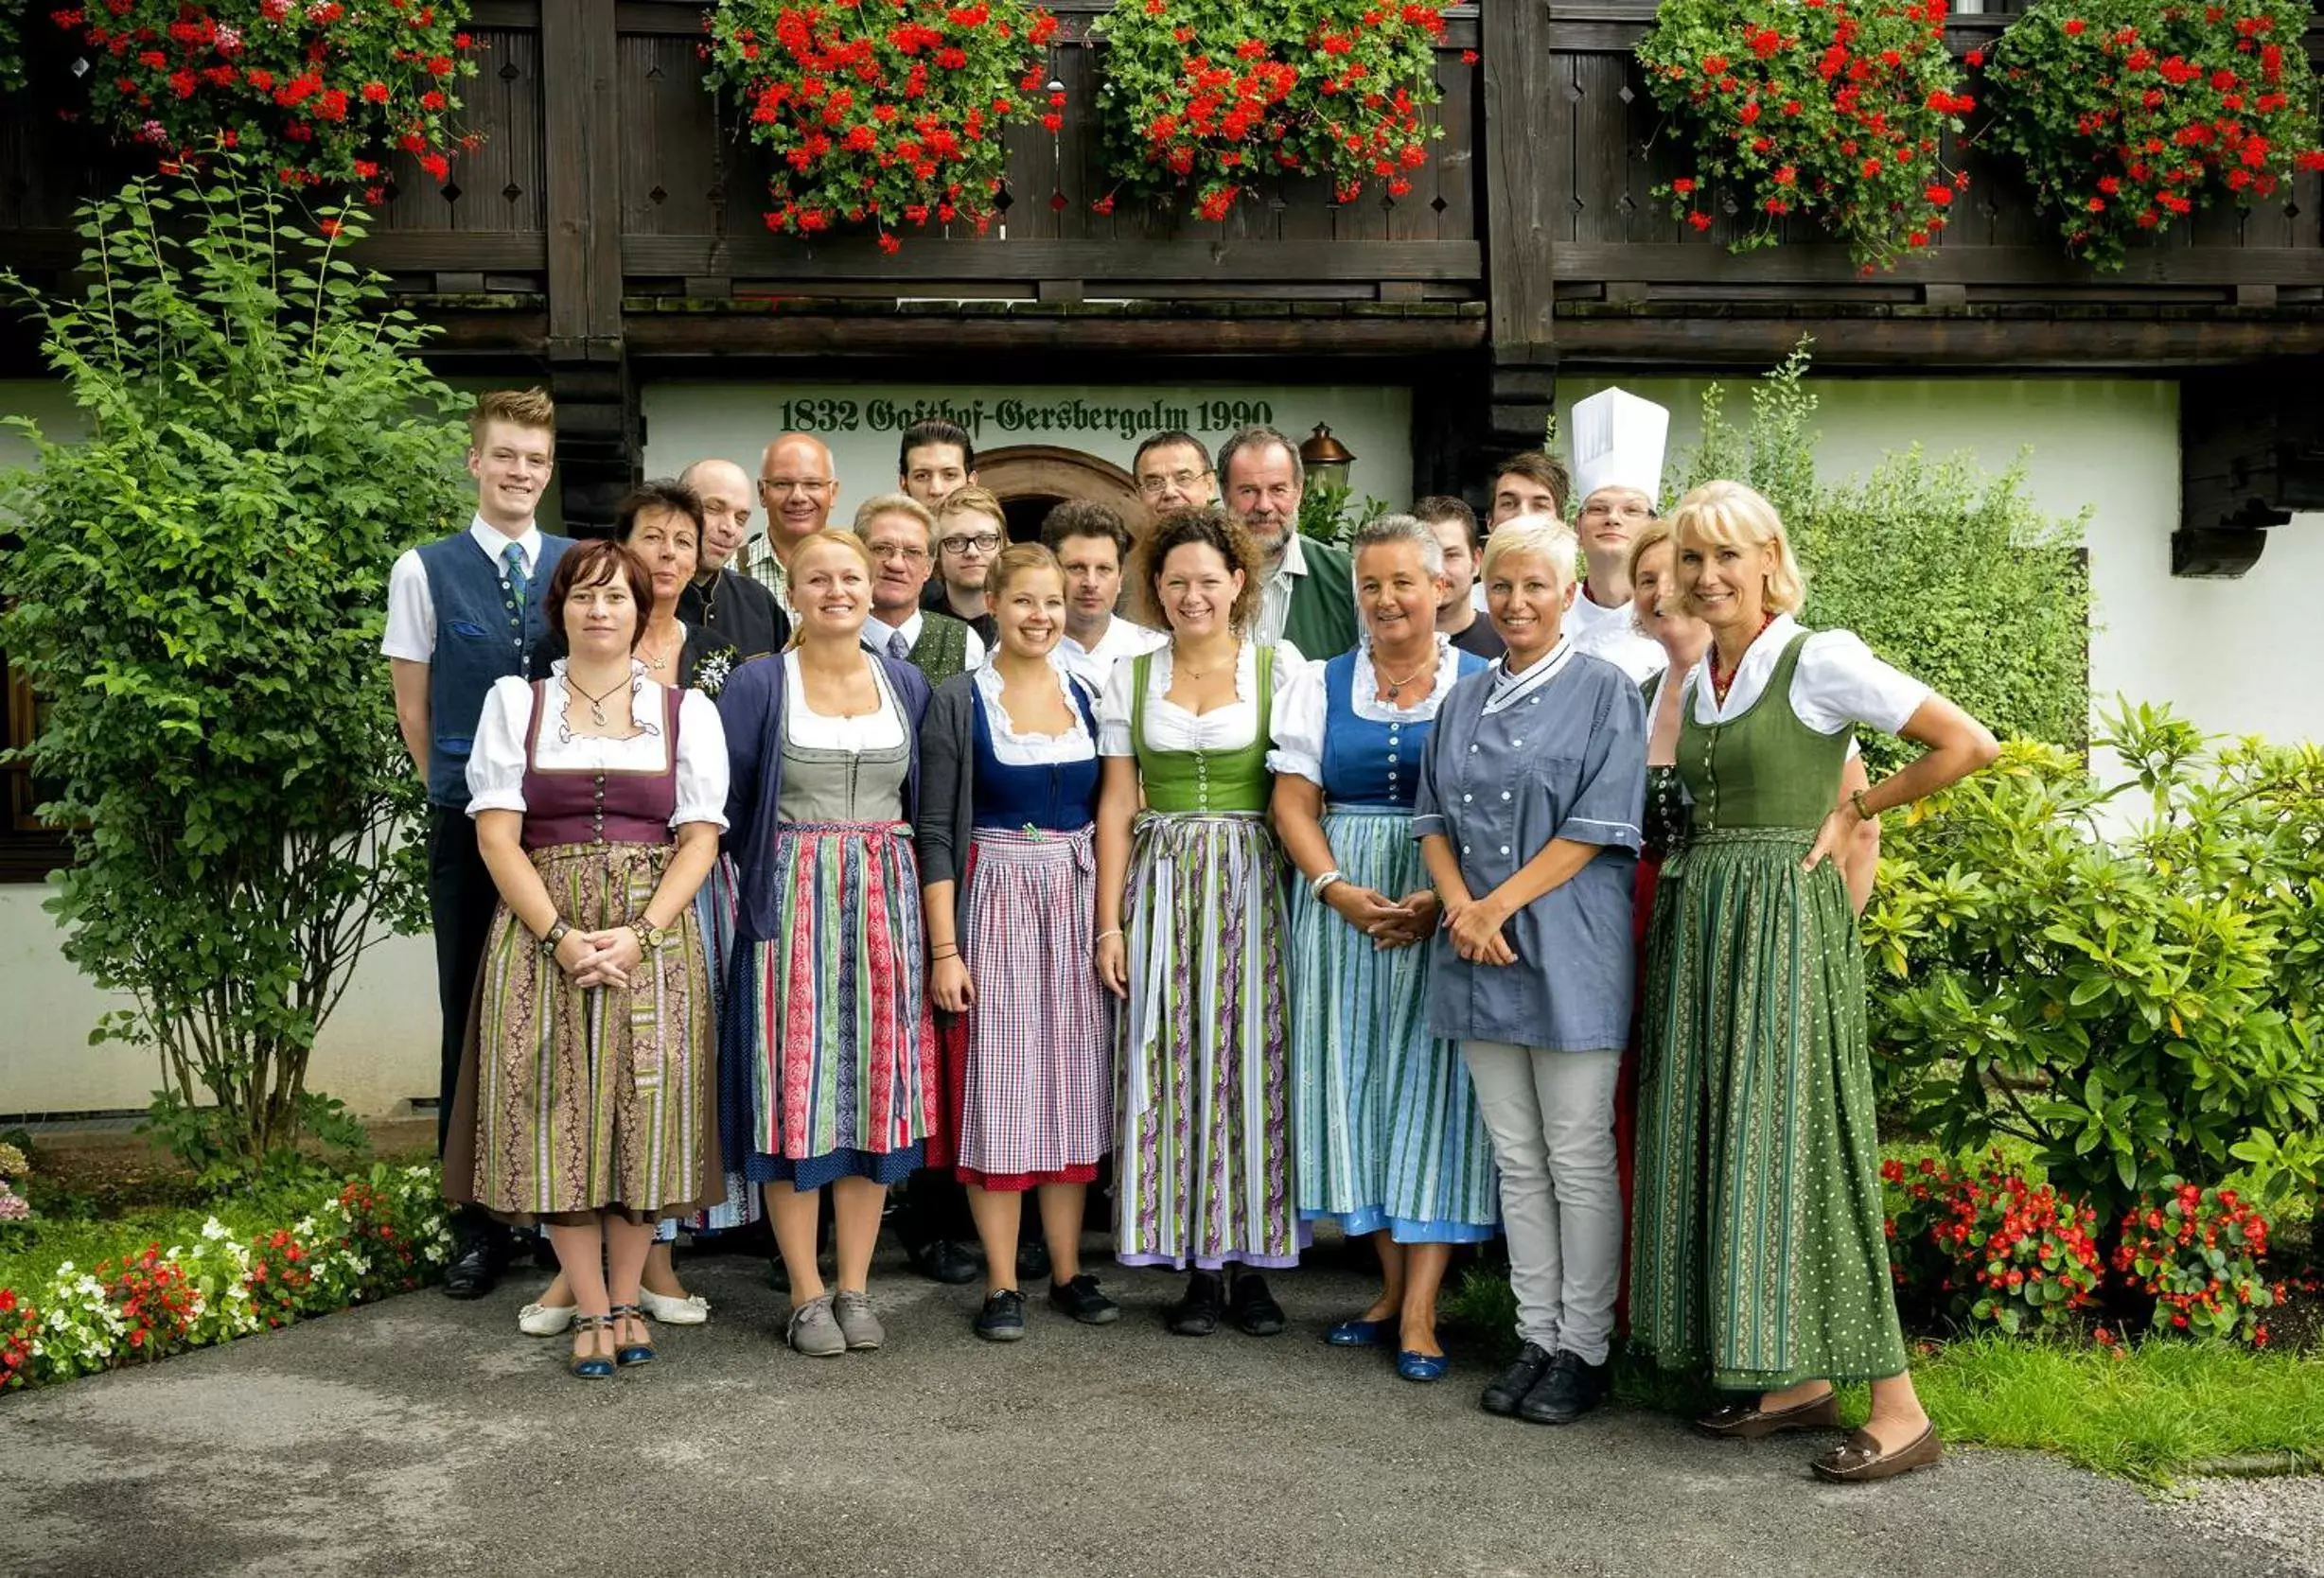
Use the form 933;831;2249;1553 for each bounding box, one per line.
1414;514;1646;1429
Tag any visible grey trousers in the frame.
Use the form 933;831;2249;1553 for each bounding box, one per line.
1460;1042;1623;1367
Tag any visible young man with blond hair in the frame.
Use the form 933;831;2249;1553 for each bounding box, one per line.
924;484;1006;649
382;387;574;1300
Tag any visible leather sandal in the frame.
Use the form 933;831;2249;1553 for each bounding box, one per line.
1693;1390;1841;1439
608;1303;656;1367
1812;1423;1943;1483
568;1314;616;1380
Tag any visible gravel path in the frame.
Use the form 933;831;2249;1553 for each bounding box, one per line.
2174;1474;2324;1577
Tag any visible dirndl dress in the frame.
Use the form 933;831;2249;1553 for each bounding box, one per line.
448;675;725;1223
950;669;1111;1188
1275;644;1499;1243
1102;644;1299;1271
1629;632;1909;1389
723;670;936;1190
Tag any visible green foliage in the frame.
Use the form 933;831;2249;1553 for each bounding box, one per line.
1294;480;1386;546
1637;0;1971;270
1673;343;2092;777
1982;0;2324;272
1866;704;2324;1222
0;157;463;1178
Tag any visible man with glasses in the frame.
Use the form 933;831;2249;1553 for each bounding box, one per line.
1561;387;1670;683
856;493;987;685
924;485;1006;650
676;457;788;658
1131;430;1218;520
898;418;977;508
742;431;840;612
1218;423;1358;659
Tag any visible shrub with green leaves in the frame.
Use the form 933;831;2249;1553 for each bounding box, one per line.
1865;705;2324;1222
0;157;462;1176
1671;344;2091;779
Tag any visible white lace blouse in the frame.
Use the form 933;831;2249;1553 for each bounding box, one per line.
1266;635;1464;784
1096;640;1303;758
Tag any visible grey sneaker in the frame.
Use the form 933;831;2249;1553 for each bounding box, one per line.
785;1294;845;1358
832;1289;885;1351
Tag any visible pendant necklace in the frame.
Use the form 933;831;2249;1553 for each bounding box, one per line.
569;674;629;728
1376;652;1431;702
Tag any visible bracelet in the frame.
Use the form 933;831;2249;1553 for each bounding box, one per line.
629;917;669;952
930;944;960;959
1851;789;1875;821
1095;928;1124;944
537;919;571;956
1311;868;1346;900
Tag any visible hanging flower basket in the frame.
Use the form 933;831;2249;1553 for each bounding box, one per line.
1637;0;1974;272
43;0;482;194
702;0;1064;251
1093;0;1453;220
1981;0;2324;272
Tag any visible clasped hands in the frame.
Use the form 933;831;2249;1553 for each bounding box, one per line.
1437;890;1518;967
552;925;645;990
1325;883;1439;952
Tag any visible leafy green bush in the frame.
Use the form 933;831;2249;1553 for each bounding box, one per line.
1865;703;2324;1222
1673;344;2092;778
0;158;460;1176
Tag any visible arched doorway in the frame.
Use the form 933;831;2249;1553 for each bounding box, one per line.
975;445;1144;543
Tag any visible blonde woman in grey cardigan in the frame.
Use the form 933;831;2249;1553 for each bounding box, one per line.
917;544;1120;1343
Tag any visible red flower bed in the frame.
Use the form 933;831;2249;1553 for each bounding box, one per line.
45;0;482;194
703;0;1062;250
1884;1153;2106;1335
2114;1180;2284;1346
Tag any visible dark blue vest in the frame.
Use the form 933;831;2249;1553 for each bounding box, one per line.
969;676;1101;831
415;529;573;807
1318;647;1487;808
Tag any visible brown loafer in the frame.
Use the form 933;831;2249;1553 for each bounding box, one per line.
1811;1423;1944;1483
1693;1391;1842;1440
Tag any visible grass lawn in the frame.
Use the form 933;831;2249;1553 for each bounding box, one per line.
1444;1269;2324;1485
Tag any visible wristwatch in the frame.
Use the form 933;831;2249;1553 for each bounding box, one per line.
538;919;572;956
630;918;669;952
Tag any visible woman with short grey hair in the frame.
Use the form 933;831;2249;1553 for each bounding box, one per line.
1271;511;1498;1382
1415;514;1646;1426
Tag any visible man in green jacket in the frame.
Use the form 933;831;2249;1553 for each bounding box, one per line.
1216;425;1359;661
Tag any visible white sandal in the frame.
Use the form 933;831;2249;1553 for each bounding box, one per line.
517;1301;576;1337
638;1287;710;1325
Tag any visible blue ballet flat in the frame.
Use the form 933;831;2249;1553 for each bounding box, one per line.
1397;1349;1450;1383
1325;1316;1397;1348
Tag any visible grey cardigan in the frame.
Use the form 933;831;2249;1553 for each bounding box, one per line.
913;668;1101;1023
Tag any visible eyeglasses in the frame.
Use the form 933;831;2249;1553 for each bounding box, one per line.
1136;469;1210;497
758;478;834;496
939;532;1001;555
1578;501;1654;521
869;543;930;564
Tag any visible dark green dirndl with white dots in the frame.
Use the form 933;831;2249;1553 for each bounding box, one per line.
1629;632;1909;1389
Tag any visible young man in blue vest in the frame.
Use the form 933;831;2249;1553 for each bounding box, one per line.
382;388;574;1299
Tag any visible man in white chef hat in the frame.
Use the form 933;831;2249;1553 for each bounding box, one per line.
1562;386;1671;684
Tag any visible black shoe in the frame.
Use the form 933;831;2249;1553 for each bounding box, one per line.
973;1289;1028;1342
442;1241;496;1300
1167;1271;1224;1336
1048;1272;1121;1325
1480;1341;1555;1416
1016;1236;1053;1284
1226;1271;1287;1337
1517;1351;1611;1426
906;1236;980;1286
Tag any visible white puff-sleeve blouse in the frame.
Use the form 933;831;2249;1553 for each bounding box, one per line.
1679;615;1930;737
1096;640;1303;759
464;667;731;829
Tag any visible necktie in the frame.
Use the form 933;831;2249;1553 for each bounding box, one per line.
502;542;530;622
888;629;911;661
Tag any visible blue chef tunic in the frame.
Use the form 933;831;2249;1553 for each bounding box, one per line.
1413;640;1647;1052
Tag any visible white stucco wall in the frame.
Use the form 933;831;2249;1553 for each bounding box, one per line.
2;372;2314;1118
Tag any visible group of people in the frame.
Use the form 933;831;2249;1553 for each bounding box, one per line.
383;386;1998;1484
